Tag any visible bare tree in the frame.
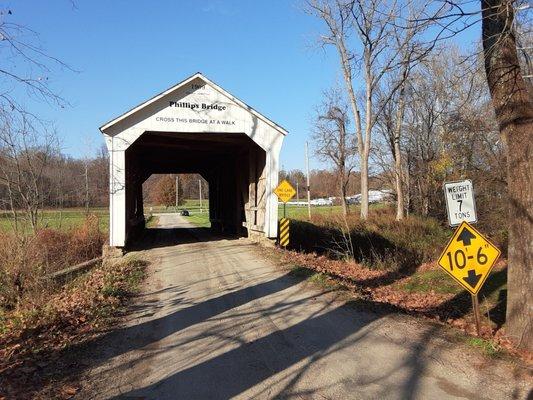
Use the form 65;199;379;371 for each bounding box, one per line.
305;0;434;219
407;0;532;348
374;79;409;218
0;6;72;234
481;0;532;349
374;60;413;220
0;111;59;234
376;10;437;220
0;8;70;111
312;88;357;215
306;0;365;217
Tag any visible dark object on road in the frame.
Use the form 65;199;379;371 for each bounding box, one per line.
180;209;190;216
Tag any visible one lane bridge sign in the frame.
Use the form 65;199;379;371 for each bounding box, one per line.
274;179;296;203
437;221;501;295
443;179;477;227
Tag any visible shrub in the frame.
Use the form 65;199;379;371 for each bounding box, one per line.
0;215;107;311
289;212;450;273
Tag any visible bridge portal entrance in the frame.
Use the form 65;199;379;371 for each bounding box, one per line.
100;73;286;248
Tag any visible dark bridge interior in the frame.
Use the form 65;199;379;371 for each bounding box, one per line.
124;131;267;243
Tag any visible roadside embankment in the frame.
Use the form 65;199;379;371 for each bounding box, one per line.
271;212;530;364
0;217;148;399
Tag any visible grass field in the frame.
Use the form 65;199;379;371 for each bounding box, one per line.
145;200;211;228
184;211;211;228
0;201;388;232
146;199;207;214
0;208;109;233
180;203;390;228
278;203;388;220
0;200;208;233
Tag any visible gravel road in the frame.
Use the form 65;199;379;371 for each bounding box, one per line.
78;213;531;399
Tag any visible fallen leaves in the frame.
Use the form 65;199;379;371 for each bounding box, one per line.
60;385;79;398
0;256;147;399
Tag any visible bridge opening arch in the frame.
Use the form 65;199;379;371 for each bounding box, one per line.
142;173;210;228
100;73;286;248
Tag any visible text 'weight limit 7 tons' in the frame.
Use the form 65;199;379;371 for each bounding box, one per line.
443;180;477;227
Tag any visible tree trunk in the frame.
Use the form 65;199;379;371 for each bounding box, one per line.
482;0;533;350
340;170;348;216
360;156;369;219
394;145;404;220
335;33;364;219
394;93;406;220
405;158;411;217
361;73;373;220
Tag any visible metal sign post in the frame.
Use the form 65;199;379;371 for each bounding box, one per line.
437;220;501;336
472;294;481;336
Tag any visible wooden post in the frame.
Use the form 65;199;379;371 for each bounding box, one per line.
175;175;179;211
199;179;203;213
472;294;481;336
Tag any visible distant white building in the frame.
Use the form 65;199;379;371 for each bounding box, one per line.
286;201;308;206
347;190;394;204
369;189;394;203
310;198;333;206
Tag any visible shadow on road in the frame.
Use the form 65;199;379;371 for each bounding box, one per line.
110;304;383;399
104;297;459;400
83;272;309;363
52;225;518;400
127;226;240;251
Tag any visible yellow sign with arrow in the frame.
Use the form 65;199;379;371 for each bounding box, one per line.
437;221;501;294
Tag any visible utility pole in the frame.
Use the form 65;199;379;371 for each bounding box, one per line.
199;179;203;213
175;175;179;211
305;141;311;220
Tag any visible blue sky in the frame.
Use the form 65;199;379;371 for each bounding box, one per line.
8;0;480;170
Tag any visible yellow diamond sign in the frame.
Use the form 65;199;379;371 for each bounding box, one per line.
438;221;501;294
274;180;296;203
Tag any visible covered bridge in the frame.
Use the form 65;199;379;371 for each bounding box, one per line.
100;73;286;248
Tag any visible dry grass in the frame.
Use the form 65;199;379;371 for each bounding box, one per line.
0;255;147;399
289;208;450;273
0;215;107;312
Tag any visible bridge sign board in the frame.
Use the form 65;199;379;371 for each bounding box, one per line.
437;221;501;295
443;179;477;227
274;180;296;204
